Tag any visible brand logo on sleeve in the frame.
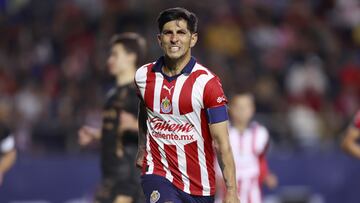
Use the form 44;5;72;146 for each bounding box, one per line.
217;96;226;103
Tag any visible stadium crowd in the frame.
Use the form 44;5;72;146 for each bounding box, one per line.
0;0;359;153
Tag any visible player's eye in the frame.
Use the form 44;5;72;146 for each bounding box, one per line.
162;30;173;35
177;30;187;35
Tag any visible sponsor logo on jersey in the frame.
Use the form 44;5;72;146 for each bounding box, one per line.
150;190;160;203
150;117;194;133
161;97;172;113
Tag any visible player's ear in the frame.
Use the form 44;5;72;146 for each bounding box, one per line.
190;33;198;48
157;34;162;47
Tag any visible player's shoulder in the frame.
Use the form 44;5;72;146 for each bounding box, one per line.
192;62;217;78
136;62;154;74
250;121;269;137
135;62;155;81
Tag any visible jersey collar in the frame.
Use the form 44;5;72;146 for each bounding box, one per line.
152;56;196;81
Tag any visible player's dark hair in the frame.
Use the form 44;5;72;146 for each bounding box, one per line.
109;32;147;66
157;7;198;33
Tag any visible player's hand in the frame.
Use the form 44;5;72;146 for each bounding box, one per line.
135;147;145;168
118;111;138;133
223;189;240;203
264;173;278;189
78;126;100;146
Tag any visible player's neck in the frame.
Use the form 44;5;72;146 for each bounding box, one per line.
163;53;191;76
116;68;135;87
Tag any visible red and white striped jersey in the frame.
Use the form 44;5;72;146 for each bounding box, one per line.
353;110;360;129
135;57;228;196
215;122;269;203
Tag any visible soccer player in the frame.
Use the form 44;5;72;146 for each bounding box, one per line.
341;110;360;159
0;122;17;186
78;33;146;203
215;92;277;203
134;7;239;203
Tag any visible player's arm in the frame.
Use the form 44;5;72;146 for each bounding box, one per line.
78;126;101;146
341;125;360;159
0;134;17;186
210;120;239;203
259;155;278;189
136;100;147;168
118;110;138;133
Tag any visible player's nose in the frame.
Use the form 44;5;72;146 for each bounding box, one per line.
170;34;179;43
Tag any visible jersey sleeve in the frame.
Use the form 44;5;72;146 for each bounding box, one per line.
259;154;269;184
203;77;229;124
203;76;228;108
258;126;270;184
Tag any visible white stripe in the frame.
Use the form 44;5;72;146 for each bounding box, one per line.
153;73;163;113
171;75;188;115
134;65;149;99
145;132;154;174
191;71;214;195
177;144;190;193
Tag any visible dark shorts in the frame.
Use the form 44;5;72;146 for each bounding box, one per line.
141;174;214;203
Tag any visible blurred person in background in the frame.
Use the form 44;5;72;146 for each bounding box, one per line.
341;110;360;159
215;92;277;203
135;7;239;203
0;123;16;187
78;33;146;203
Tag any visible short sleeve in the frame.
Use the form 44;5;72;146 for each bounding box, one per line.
203;76;228;108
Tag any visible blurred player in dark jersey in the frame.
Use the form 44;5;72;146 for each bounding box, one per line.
0;122;16;187
342;110;360;159
78;33;146;203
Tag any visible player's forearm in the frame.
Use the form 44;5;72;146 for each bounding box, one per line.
342;127;360;159
343;142;360;159
0;150;16;174
210;121;237;192
217;145;237;192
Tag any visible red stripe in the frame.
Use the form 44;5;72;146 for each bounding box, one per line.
185;141;201;194
251;124;257;155
200;109;216;195
164;144;184;190
179;70;207;115
144;64;155;111
159;80;176;114
149;136;166;177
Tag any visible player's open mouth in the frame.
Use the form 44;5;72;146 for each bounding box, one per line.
170;46;180;52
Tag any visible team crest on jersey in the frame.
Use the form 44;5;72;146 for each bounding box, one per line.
161;97;172;113
150;190;160;203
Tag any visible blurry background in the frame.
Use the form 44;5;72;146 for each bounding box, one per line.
0;0;360;202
